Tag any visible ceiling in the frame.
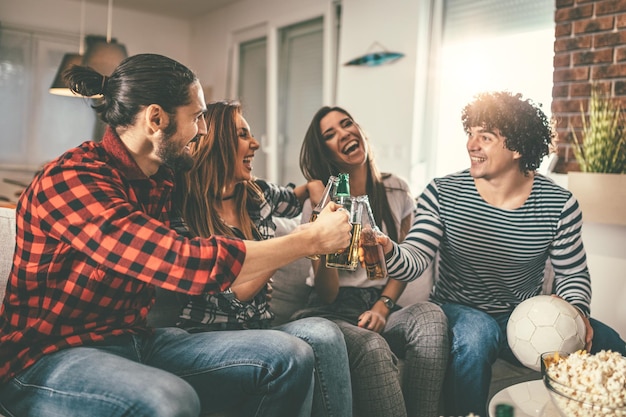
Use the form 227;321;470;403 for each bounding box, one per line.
78;0;241;20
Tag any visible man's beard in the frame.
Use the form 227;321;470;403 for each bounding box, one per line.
157;119;194;173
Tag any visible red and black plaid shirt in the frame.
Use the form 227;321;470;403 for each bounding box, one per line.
0;128;246;384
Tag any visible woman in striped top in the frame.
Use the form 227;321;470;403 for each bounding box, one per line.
381;91;626;417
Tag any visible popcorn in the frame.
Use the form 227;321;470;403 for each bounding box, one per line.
545;350;626;417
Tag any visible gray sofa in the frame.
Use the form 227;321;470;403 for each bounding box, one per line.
0;208;539;416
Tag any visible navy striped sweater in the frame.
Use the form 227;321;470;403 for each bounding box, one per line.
387;169;591;316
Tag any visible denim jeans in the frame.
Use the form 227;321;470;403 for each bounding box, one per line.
441;302;626;417
275;317;353;417
0;327;315;417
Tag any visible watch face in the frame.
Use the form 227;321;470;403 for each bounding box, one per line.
382;297;394;309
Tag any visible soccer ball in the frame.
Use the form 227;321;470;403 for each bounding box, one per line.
507;295;586;371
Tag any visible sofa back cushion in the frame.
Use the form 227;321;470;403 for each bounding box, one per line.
0;208;16;303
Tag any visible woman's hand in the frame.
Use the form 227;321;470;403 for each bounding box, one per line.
357;310;387;333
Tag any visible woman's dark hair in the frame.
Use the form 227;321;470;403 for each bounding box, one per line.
299;106;400;242
63;53;198;129
461;91;555;174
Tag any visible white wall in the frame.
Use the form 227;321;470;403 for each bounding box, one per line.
186;0;427;190
335;0;423;188
0;0;192;69
1;0;425;190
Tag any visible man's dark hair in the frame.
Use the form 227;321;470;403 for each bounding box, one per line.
64;53;198;129
461;91;555;174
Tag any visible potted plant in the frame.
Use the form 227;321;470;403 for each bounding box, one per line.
567;85;626;225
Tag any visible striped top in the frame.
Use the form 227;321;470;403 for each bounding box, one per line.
386;169;591;316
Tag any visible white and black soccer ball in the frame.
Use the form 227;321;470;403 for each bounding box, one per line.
507;295;586;371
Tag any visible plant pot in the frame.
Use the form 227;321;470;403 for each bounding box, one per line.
567;172;626;226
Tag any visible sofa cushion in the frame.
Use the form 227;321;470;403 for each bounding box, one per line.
270;216;314;325
0;207;16;303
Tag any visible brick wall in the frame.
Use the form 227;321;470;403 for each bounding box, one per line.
552;0;626;173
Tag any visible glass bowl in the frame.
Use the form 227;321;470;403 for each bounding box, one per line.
543;370;626;417
540;351;569;376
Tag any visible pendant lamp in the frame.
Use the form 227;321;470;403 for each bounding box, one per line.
82;0;127;76
49;0;86;96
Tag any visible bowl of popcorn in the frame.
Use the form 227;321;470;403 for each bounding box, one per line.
542;349;626;417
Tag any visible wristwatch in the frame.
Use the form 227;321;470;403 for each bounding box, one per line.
379;295;395;310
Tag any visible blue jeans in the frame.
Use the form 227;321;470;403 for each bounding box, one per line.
0;327;315;417
441;302;626;417
275;317;353;417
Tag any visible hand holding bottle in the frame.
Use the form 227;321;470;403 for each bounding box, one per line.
358;229;393;268
356;195;388;279
304;202;352;255
307;176;339;259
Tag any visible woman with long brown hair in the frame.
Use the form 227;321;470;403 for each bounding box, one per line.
174;100;353;417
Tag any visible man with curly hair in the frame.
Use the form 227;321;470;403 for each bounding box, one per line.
379;91;626;417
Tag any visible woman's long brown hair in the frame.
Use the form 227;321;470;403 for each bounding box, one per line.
175;100;262;240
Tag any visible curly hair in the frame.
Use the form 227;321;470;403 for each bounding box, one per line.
461;91;555;174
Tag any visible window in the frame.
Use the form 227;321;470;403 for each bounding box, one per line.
0;26;96;171
276;17;324;185
430;0;555;178
238;37;268;179
233;15;332;186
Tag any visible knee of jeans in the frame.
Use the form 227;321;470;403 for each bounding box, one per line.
589;319;626;355
450;317;500;360
301;318;344;343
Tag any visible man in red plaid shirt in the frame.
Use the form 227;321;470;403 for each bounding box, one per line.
0;54;351;417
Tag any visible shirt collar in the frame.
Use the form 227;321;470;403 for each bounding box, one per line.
101;125;174;181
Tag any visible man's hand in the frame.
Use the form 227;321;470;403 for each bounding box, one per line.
550;294;593;352
358;229;393;266
581;314;593;352
303;202;351;255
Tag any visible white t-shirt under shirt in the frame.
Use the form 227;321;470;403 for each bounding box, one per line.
302;173;414;289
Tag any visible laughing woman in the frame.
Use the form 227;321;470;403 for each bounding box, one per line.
293;106;449;417
173;100;352;417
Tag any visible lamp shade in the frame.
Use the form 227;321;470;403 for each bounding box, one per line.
82;35;127;76
49;53;83;96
